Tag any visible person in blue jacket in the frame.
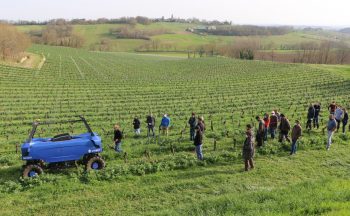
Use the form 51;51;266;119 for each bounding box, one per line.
160;114;171;136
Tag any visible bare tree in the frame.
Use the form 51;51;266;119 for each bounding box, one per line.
0;23;31;60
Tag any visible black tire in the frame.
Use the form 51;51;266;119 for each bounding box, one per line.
23;164;43;178
85;156;105;171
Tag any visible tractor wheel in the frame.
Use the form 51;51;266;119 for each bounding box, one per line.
85;156;105;171
23;164;43;178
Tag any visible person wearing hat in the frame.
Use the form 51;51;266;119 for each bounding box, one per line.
193;125;203;160
291;120;302;155
269;111;278;139
255;116;265;147
188;112;197;141
243;124;255;171
114;124;123;153
278;113;291;143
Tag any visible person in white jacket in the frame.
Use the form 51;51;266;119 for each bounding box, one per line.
334;106;343;132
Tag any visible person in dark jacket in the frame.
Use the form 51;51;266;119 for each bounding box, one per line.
194;126;203;160
188;112;197;141
114;124;123;153
342;108;349;135
306;103;315;131
313;103;321;129
291;120;302;155
255;116;265;147
278;114;291;143
197;116;206;133
269;111;278;139
146;113;155;137
243;124;255;171
328;101;337;114
133;117;141;136
274;109;281;122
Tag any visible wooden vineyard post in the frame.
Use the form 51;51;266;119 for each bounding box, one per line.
211;120;214;131
213;138;217;151
123;152;128;163
144;150;151;160
170;143;175;155
233;138;237;150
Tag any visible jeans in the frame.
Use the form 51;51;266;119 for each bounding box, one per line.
269;127;276;139
327;130;334;149
190;128;195;141
291;140;298;154
306;119;312;130
115;141;122;152
147;127;155;137
195;145;203;160
343;121;348;134
135;128;141;135
256;132;264;147
313;116;319;128
336;119;341;131
279;130;290;142
263;128;268;141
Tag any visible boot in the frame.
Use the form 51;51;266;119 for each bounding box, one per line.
249;159;254;169
244;160;249;171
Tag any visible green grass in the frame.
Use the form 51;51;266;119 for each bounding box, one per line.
0;44;350;215
16;23;345;52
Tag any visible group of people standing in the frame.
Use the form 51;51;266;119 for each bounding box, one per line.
326;102;348;150
244;101;348;171
113;113;171;153
112;101;348;172
132;113;171;138
255;111;298;147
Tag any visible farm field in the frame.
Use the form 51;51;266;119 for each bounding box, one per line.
17;23;349;52
0;44;350;215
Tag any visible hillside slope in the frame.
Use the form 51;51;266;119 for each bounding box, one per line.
0;45;349;215
17;23;347;52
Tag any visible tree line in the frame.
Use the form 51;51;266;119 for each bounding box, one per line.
28;19;85;48
109;26;171;40
0;23;31;60
2;16;232;26
203;25;293;36
135;38;350;64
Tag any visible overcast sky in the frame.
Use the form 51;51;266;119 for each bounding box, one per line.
1;0;349;26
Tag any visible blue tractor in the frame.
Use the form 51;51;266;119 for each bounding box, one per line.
21;116;105;178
